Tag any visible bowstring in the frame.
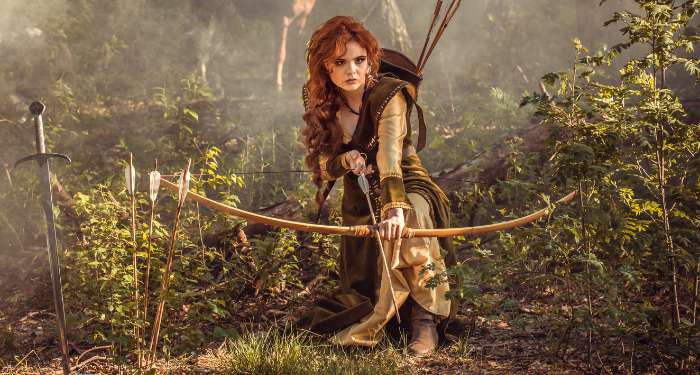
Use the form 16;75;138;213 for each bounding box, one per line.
160;169;488;184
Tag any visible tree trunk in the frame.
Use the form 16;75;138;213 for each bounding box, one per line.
367;0;413;56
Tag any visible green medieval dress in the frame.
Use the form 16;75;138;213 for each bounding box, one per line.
295;76;460;344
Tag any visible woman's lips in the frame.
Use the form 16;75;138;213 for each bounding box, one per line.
345;78;358;84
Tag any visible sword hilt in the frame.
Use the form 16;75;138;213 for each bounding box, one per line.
30;101;46;154
13;102;72;170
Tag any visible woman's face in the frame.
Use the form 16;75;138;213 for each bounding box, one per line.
328;39;368;94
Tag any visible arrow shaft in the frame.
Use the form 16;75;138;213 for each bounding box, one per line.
362;182;401;325
142;202;155;364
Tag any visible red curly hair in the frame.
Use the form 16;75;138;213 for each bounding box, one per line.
302;16;380;189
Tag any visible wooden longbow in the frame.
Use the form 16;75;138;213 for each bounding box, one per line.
161;179;576;238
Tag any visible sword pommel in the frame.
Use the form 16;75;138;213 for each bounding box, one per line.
30;101;46;116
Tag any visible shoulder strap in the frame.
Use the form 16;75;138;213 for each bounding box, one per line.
414;102;427;152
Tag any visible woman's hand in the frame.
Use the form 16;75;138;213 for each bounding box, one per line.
378;207;404;241
346;150;373;176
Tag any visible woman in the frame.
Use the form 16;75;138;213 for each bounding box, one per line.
295;16;458;357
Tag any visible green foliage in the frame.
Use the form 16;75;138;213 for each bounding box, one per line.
4;0;700;370
431;0;700;367
63;159;241;358
45;78;332;362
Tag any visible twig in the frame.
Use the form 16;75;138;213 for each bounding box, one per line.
197;201;205;264
0;209;25;253
360;0;381;23
595;349;614;375
180;279;231;298
0;154;12;188
525;330;592;374
73;345;112;366
69;356;107;373
102;187;130;220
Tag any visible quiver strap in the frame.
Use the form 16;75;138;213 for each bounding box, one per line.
316;180;336;224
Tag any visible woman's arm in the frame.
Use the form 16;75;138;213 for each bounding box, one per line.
376;93;413;241
318;151;372;182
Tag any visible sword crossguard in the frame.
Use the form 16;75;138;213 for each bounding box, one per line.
13;153;72;169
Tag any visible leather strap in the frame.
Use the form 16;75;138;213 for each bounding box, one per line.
316;180;336;224
415;103;427;152
402;146;416;159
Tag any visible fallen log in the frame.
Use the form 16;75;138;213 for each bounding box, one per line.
51;175;88;246
431;82;557;195
430;120;551;195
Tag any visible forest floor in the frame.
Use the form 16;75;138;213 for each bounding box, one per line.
2;249;695;375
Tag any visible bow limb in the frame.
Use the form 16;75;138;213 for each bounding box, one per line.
160;179;576;238
161;179;378;237
415;190;578;237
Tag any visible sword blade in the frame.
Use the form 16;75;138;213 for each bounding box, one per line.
38;160;71;375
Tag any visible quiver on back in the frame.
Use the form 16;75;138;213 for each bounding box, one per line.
377;48;427;152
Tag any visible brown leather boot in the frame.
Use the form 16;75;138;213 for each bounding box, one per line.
407;304;439;357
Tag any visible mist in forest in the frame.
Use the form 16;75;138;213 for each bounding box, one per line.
0;0;657;110
0;0;693;253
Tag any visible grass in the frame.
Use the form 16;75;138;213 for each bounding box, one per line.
219;329;411;375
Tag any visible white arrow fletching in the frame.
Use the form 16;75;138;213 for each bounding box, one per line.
125;165;136;196
178;170;191;206
149;171;161;202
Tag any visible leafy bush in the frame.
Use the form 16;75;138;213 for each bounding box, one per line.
431;0;700;367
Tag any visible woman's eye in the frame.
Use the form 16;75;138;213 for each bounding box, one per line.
335;60;344;66
356;58;366;64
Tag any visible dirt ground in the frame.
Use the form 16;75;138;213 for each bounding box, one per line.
0;249;696;375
